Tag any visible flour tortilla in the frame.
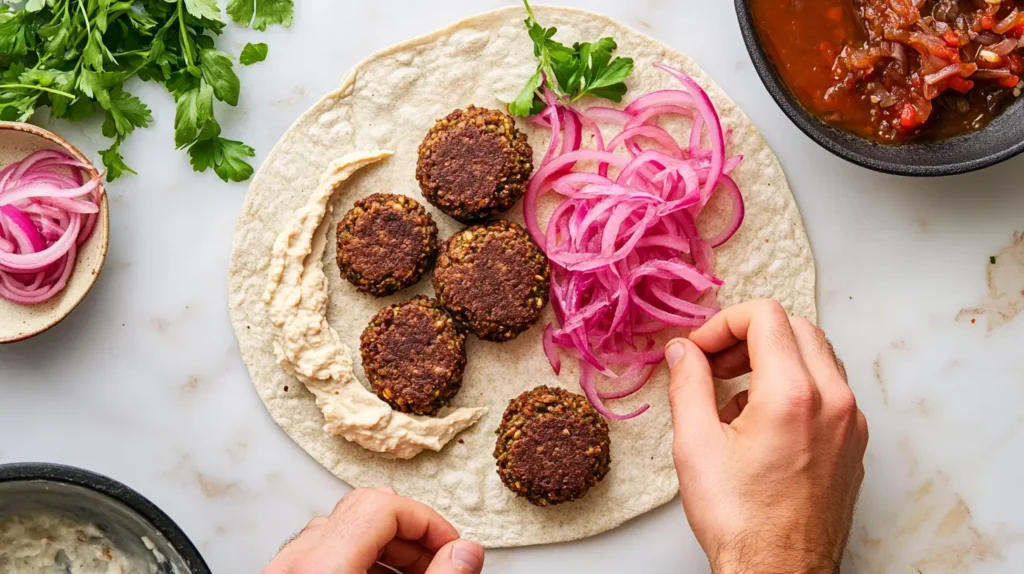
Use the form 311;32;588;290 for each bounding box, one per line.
228;5;817;548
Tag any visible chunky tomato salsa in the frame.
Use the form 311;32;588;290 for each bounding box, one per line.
751;0;1024;142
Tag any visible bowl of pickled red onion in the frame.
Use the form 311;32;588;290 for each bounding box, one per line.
0;122;108;344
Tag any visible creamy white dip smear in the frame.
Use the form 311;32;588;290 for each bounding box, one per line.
0;514;134;573
262;150;487;460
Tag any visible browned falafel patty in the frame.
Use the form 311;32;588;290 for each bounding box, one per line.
416;106;533;223
360;296;466;416
432;220;550;342
337;193;439;297
494;386;611;506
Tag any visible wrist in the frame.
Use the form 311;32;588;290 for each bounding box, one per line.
708;532;840;574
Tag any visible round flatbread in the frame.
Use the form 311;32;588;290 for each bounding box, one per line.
228;5;816;548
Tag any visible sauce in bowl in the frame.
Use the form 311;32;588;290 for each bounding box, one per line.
751;0;1024;142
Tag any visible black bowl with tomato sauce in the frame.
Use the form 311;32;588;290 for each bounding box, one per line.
735;0;1024;176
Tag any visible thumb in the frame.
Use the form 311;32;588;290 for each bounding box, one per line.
666;338;723;453
425;539;485;574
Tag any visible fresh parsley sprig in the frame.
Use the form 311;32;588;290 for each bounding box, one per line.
0;0;293;183
509;0;635;117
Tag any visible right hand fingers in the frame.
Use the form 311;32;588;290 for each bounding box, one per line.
688;299;818;413
666;338;725;456
789;317;849;398
424;539;485;574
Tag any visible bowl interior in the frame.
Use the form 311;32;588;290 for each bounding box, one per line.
0;123;110;344
0;480;194;573
734;0;1024;176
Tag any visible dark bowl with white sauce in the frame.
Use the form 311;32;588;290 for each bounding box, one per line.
0;463;210;573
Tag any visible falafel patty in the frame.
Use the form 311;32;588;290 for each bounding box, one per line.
494;386;611;506
337;193;439;297
416;106;534;223
432;220;550;342
360;296;466;416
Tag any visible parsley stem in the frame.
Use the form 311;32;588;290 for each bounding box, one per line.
177;0;195;72
77;0;91;36
0;84;76;99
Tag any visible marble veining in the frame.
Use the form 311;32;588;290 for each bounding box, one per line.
1;1;1023;572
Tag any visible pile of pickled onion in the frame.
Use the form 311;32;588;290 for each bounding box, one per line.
524;64;745;420
0;150;103;305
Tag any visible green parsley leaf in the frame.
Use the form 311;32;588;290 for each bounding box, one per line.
188;137;255;182
509;70;542;117
100;140;137;181
239;42;268;65
199;48;240;105
83;28;105;71
510;0;634;116
0;0;287;183
0;11;31;57
227;0;294;31
183;0;222;23
990;256;997;265
174;82;218;148
62;98;97;123
105;88;154;137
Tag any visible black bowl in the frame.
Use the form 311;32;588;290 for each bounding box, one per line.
0;463;211;573
734;0;1024;176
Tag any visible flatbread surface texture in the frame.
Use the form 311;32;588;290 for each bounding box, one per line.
228;5;816;548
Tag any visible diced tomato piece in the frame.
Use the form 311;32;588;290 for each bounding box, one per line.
1009;53;1023;76
942;29;961;47
1012;22;1024;38
826;6;843;21
981;16;996;30
998;74;1021;89
900;104;923;130
948;77;975;93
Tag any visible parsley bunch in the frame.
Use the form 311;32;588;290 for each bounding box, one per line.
0;0;293;183
509;0;634;117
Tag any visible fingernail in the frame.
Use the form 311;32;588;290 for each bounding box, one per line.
665;341;685;369
452;539;484;573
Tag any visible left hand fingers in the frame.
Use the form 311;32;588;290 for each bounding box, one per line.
264;488;461;574
378;538;436;574
321;488;461;571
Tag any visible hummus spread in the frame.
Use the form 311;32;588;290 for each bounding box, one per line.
263;150;487;459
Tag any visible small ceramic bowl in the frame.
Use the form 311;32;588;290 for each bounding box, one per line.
0;463;211;573
734;0;1024;176
0;122;109;344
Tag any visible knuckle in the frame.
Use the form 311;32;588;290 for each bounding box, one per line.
286;558;324;574
857;410;869;442
777;382;819;416
335;488;379;513
791;316;816;333
755;298;787;319
830;390;859;422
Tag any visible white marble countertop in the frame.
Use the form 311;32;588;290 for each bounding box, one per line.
2;1;1024;572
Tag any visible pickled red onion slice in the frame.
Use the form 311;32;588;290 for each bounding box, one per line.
524;64;746;419
0;150;103;305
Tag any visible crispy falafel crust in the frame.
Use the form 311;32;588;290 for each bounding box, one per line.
494;386;611;506
337;193;439;297
361;296;467;416
416;106;533;223
432;220;550;342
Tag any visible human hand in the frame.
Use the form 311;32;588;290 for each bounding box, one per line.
666;300;868;574
264;487;485;574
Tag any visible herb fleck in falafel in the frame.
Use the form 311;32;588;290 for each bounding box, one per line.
337;193;439;297
416;106;534;223
432;220;550;342
494;386;611;506
360;296;466;416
